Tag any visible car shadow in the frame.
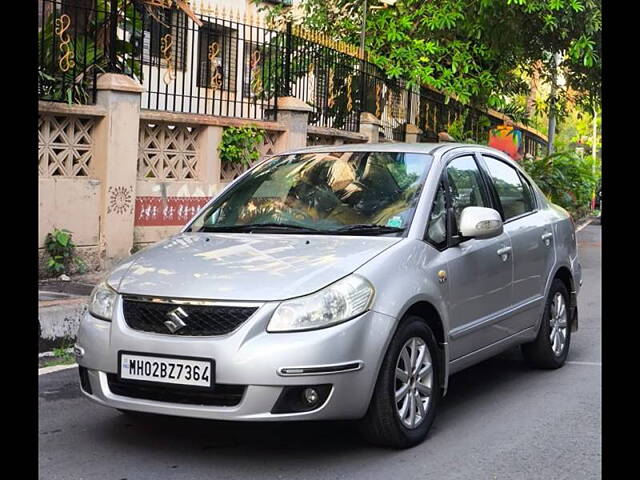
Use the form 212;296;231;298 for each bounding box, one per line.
435;347;531;425
96;347;542;460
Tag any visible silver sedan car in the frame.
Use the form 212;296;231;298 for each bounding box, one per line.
76;143;581;448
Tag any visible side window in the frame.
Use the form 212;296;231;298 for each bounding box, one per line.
519;173;537;210
445;156;488;228
482;157;534;220
426;182;447;248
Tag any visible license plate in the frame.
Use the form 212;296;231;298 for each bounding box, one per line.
118;352;213;388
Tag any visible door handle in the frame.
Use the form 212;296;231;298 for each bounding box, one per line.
496;246;512;261
541;232;553;246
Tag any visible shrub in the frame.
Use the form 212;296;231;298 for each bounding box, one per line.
219;125;266;168
44;228;86;276
521;151;597;218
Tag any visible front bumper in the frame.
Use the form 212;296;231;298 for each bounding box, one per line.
76;298;396;421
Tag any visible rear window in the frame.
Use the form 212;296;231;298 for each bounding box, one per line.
482;156;534;220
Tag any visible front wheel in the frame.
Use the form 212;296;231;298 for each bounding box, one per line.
358;316;441;448
522;279;572;369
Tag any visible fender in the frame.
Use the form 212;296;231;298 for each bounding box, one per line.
386;294;451;395
538;262;578;334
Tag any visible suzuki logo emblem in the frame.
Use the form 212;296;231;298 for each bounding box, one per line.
164;307;188;333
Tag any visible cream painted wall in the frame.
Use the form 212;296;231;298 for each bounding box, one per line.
38;177;101;247
134;225;182;245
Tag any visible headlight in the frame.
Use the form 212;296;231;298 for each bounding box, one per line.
88;282;117;321
267;274;374;332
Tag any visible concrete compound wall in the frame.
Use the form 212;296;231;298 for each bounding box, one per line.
38;74;373;275
38;178;103;274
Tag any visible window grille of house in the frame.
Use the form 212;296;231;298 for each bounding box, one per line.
242;41;261;98
142;7;188;71
38;114;95;177
197;22;237;92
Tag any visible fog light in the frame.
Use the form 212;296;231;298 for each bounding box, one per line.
302;388;319;405
271;384;332;414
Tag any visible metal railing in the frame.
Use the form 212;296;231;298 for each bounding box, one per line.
37;0;109;105
288;23;361;132
37;0;548;153
136;3;280;119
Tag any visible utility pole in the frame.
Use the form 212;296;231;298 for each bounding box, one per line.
591;105;598;210
360;0;368;60
547;52;561;155
358;0;369;120
592;105;597;163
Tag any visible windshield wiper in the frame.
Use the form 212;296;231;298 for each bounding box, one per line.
332;224;406;235
199;223;405;235
199;223;324;234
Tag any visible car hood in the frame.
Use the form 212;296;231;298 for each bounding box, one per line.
109;233;401;301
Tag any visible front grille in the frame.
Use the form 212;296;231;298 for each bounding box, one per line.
122;298;258;336
106;374;245;406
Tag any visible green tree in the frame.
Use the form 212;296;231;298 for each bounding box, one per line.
260;0;601;119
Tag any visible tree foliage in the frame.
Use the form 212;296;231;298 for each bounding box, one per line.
38;0;143;104
261;0;601;115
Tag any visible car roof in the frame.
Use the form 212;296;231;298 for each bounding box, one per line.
278;142;513;163
281;142;451;156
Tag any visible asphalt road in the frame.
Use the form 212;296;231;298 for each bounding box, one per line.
39;223;601;480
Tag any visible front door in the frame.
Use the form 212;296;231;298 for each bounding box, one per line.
429;154;514;360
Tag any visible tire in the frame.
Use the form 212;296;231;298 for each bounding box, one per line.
358;316;441;449
522;279;572;369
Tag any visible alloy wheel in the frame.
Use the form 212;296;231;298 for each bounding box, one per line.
394;337;433;429
549;292;568;356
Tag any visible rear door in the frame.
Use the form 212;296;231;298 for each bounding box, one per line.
477;154;555;333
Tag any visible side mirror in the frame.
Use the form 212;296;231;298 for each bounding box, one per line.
459;206;503;239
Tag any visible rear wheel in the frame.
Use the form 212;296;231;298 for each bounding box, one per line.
522;279;572;369
359;316;441;448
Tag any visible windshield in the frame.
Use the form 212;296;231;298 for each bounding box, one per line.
187;151;433;235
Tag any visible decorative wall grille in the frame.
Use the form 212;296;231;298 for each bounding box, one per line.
220;129;282;182
138;122;200;180
38;114;95;177
259;130;280;158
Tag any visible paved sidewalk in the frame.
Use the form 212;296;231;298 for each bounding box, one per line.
38;273;105;352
